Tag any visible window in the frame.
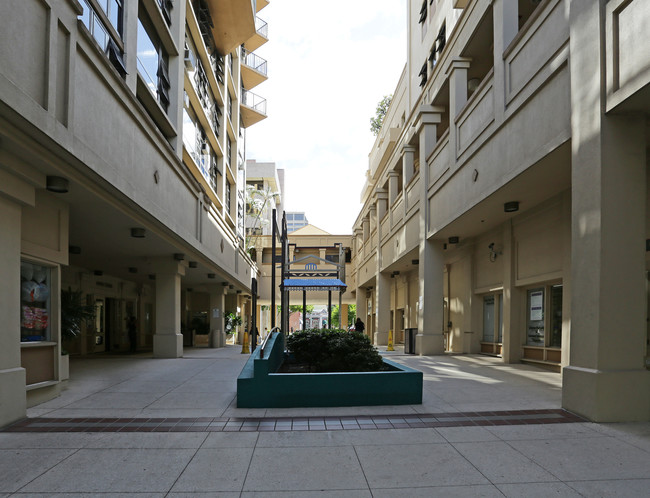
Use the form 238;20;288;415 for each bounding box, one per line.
226;137;232;166
482;294;503;343
20;262;52;342
418;0;427;23
418;61;427;87
325;254;339;263
137;15;170;112
225;181;232;214
79;0;126;76
159;0;173;26
527;288;545;346
526;285;563;348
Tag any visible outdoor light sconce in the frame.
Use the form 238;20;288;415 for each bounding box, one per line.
93;270;103;276
46;176;69;193
188;261;198;268
69;245;81;254
411;259;419;265
207;273;216;279
488;243;502;263
130;227;146;238
448;236;459;244
504;201;519;213
173;253;185;261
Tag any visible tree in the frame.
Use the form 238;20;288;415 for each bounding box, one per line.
289;305;314;314
369;95;393;136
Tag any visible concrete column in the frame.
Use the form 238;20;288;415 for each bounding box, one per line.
492;0;518;121
168;0;187;155
447;58;472;164
417;239;445;354
341;304;348;330
376;188;388;221
388;171;400;205
362;215;370;241
402;145;416;187
355;286;365;329
153;261;185;358
208;285;226;348
123;0;139;93
375;272;391;346
501;221;521;363
563;0;650;422
0;196;27;427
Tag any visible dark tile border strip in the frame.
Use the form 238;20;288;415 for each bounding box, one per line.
2;409;586;433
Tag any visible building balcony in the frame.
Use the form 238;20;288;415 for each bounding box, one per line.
241;89;267;127
244;16;269;52
203;0;256;55
241;48;268;89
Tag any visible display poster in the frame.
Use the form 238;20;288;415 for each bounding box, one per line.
530;291;543;321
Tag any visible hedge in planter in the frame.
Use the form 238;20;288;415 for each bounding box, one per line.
286;329;387;372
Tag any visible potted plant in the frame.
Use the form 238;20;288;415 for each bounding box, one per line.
60;287;95;379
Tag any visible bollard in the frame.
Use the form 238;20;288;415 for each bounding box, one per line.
241;331;250;354
387;329;395;351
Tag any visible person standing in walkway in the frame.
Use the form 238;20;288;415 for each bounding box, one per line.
354;318;365;333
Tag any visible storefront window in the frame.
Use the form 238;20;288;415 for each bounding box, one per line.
483;296;495;343
20;262;51;342
550;285;563;348
527;288;545;345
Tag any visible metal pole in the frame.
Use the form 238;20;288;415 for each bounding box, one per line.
302;290;306;331
328;290;332;329
271;209;276;329
251;278;257;352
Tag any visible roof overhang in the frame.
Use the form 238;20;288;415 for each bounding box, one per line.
283;278;347;292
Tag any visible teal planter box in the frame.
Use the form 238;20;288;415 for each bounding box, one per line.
237;332;423;408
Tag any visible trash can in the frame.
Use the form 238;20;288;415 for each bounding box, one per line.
404;328;417;354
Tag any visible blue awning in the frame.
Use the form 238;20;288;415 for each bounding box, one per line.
282;278;347;291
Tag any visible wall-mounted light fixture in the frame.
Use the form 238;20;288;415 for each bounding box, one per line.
448;236;460;244
188;261;198;268
504;201;519;213
93;270;103;276
411;259;419;265
69;245;81;254
130;227;146;238
207;273;216;279
46;176;69;193
173;253;185;261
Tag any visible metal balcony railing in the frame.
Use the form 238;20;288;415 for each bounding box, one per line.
255;16;268;38
241;89;267;115
241;48;268;76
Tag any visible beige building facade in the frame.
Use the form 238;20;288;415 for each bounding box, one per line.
352;0;650;421
0;0;269;427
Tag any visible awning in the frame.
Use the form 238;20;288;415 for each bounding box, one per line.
282;278;347;292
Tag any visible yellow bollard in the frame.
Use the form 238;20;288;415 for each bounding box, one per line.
387;329;395;351
241;331;250;354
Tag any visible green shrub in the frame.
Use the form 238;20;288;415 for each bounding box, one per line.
286;329;386;372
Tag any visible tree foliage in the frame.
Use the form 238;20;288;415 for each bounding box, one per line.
370;95;393;136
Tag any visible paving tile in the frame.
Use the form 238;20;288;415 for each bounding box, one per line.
0;449;75;492
20;448;195;493
355;443;489;488
243;446;368;491
509;436;650;481
496;482;583;497
240;491;371;498
371;484;503;497
171;448;253;492
566;478;650;497
453;441;558;484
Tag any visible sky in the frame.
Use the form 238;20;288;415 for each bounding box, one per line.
246;0;407;235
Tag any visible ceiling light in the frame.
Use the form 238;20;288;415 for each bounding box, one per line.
46;176;69;193
504;201;519;213
130;227;146;238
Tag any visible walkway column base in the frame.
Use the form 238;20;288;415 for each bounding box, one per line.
374;330;389;346
416;333;444;355
153;333;183;358
0;367;26;426
563;366;650;422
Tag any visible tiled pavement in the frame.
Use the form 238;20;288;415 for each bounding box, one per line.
1;345;649;496
4;409;584;433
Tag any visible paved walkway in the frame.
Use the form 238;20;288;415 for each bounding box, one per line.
1;346;649;496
